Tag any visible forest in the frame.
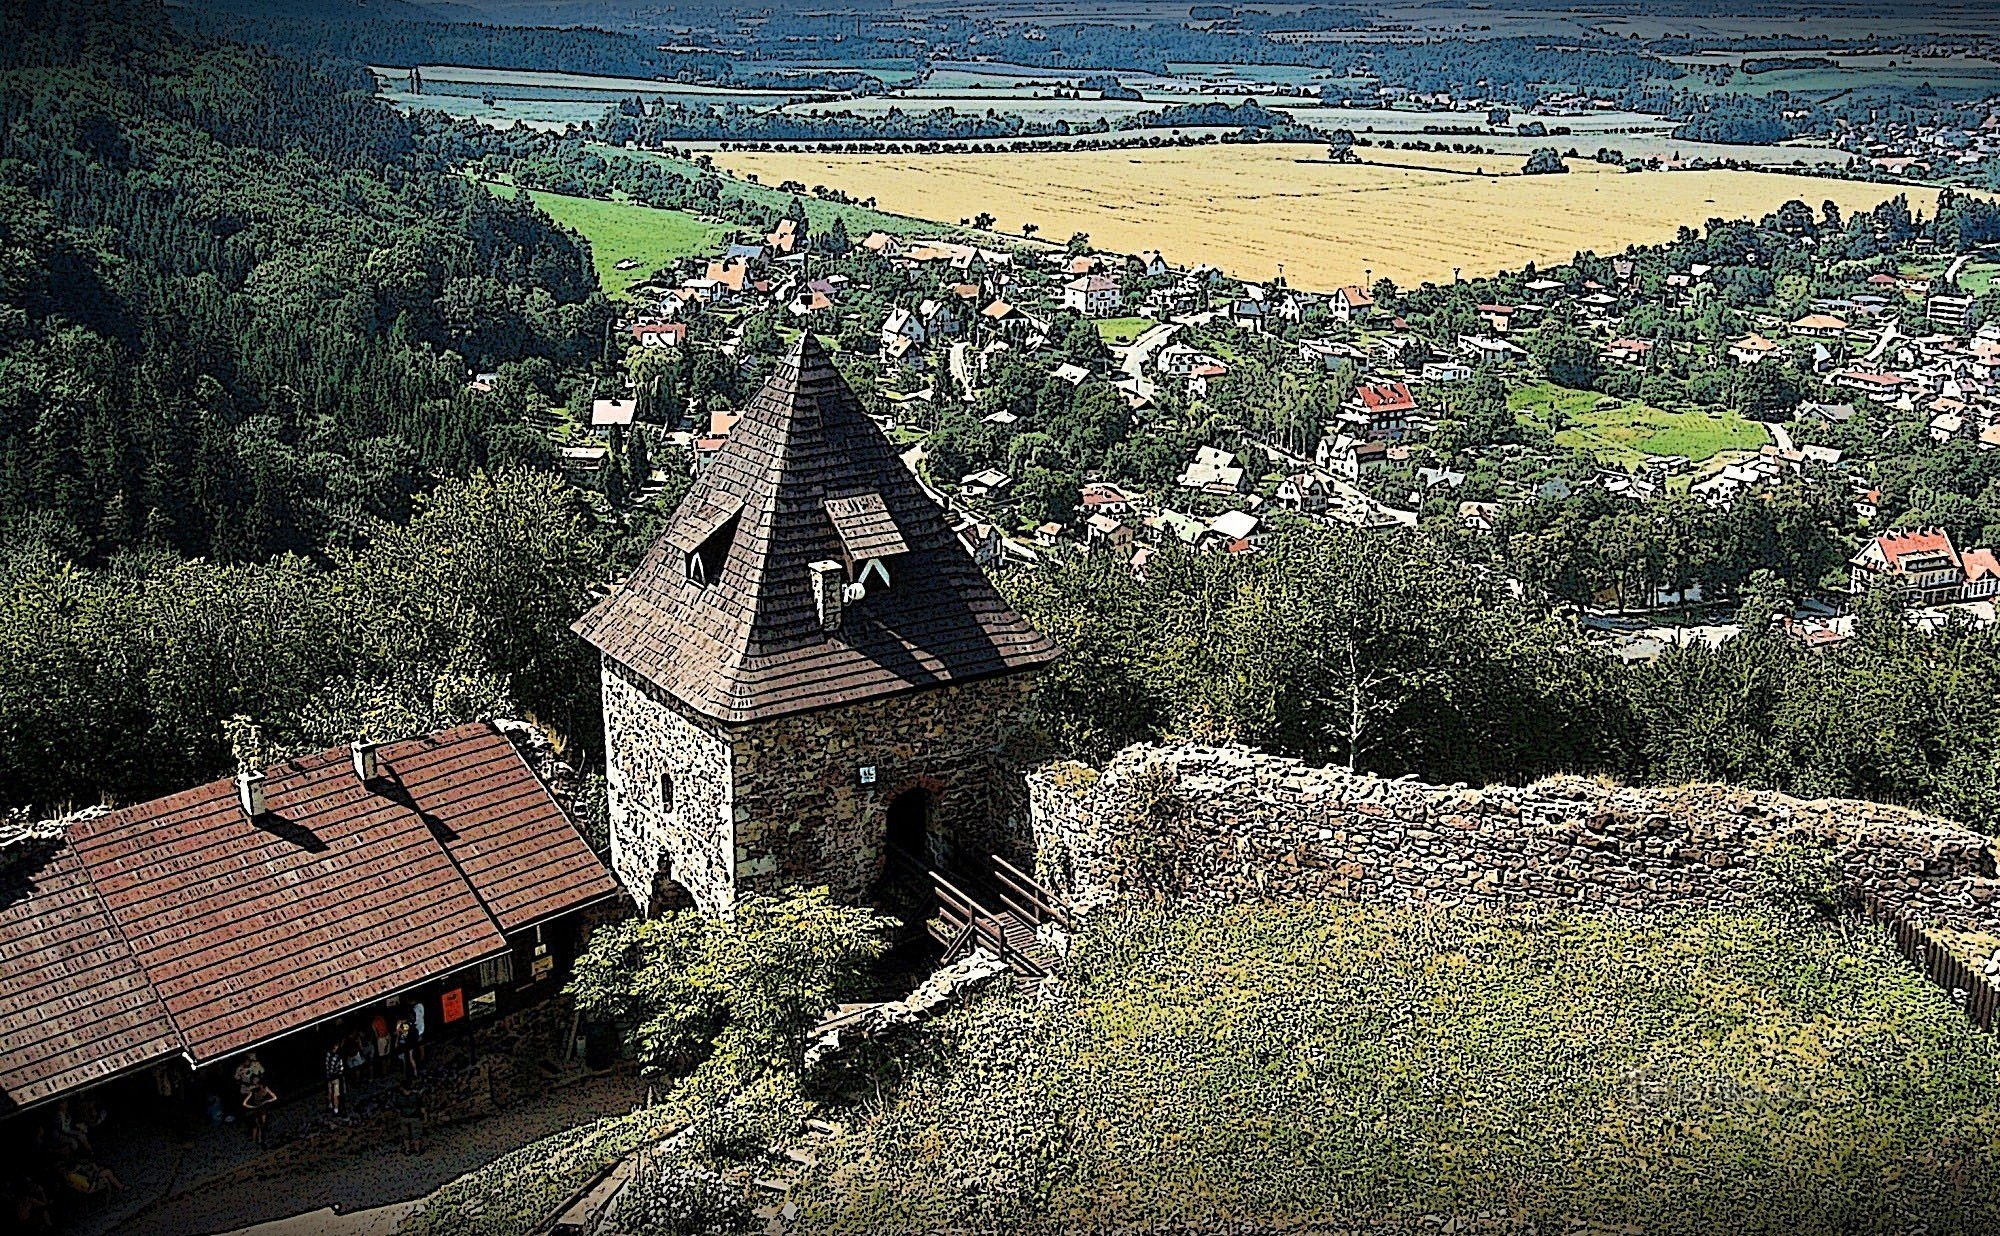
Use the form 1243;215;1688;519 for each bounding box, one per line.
0;0;612;564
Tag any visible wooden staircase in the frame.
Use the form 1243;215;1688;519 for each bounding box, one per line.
887;847;1070;980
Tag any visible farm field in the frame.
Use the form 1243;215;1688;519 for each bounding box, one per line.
790;901;2000;1234
600;148;958;241
1511;380;1768;465
504;188;726;294
713;144;1947;289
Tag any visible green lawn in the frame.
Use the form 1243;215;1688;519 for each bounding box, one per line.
790;901;2000;1234
1094;315;1156;346
1511;380;1766;465
598;147;960;242
511;188;727;295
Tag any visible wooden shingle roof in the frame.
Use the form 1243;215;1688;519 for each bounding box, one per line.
0;723;619;1110
574;335;1060;723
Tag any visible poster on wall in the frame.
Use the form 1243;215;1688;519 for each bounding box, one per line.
441;987;465;1024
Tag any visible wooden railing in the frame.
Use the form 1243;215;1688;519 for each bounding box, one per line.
886;844;1063;979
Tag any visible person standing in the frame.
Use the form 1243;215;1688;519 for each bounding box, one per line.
410;998;427;1068
323;1042;347;1116
370;1011;393;1078
231;1053;265;1105
392;1078;425;1155
242;1080;277;1146
393;1017;415;1078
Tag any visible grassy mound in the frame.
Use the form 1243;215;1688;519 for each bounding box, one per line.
791;902;2000;1235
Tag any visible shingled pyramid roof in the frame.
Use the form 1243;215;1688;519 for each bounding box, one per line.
574;334;1061;724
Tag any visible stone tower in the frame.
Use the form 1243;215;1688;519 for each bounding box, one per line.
574;335;1062;915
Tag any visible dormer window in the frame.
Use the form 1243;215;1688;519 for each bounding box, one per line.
668;497;743;588
824;493;908;596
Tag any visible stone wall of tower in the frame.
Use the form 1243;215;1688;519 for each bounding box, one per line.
727;673;1042;903
600;656;736;914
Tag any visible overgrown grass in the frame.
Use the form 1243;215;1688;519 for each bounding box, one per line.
1511;379;1766;464
789;901;2000;1235
510;188;727;295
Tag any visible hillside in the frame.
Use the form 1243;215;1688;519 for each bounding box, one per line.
788;900;2000;1235
0;0;605;562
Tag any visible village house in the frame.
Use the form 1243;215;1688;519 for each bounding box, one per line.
1085;512;1137;557
1477;304;1518;334
1134;249;1169;277
1179;445;1251;495
1330;284;1375;323
591;397;637;430
1062;274;1124;318
1317;433;1388;482
1832;370;1910;403
1187;360;1229;399
1458;501;1501;532
1849;528;2000;607
632;321;688;349
1790;312;1849;338
960;467;1014;499
1276;471;1336;513
766;218;801;254
1338;380;1417;442
1729;333;1779;365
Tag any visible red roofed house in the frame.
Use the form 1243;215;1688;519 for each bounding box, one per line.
1849;528;1974;606
1339;380;1417;442
1964;547;2000;601
1331;285;1375;322
573;336;1063;915
0;723;618;1114
632;321;688;349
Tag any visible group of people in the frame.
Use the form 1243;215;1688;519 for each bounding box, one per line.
322;1000;428;1119
4;1099;126;1227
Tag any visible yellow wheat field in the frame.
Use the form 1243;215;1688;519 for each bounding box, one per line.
716;144;1947;289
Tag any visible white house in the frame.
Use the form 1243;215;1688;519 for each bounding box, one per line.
1062;274;1124;318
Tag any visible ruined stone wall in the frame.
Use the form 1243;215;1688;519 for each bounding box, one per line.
1027;744;2000;931
600;656;735;914
731;672;1040;903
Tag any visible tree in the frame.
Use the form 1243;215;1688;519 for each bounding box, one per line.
567;888;893;1074
1522;147;1569;175
1528;322;1599;388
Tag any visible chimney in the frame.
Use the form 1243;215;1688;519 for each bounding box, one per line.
351;739;380;783
808;559;845;630
237;768;267;818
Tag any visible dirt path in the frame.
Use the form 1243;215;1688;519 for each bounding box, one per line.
113;1075;645;1236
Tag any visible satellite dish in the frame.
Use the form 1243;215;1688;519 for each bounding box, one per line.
843;582;867;603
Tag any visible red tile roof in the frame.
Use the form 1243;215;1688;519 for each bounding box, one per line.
1866;528;1961;573
0;723;617;1109
0;840;182;1110
573;336;1061;724
1354;381;1416;413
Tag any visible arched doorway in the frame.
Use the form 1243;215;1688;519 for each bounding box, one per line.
885;787;931;865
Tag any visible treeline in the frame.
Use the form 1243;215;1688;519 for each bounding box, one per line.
595;101;1088;146
0;470;610;811
1009;527;2000;829
0;0;609;562
178;0;741;84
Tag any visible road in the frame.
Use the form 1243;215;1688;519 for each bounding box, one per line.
1114;319;1181;402
948;340;974;400
1863;319;1899;365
